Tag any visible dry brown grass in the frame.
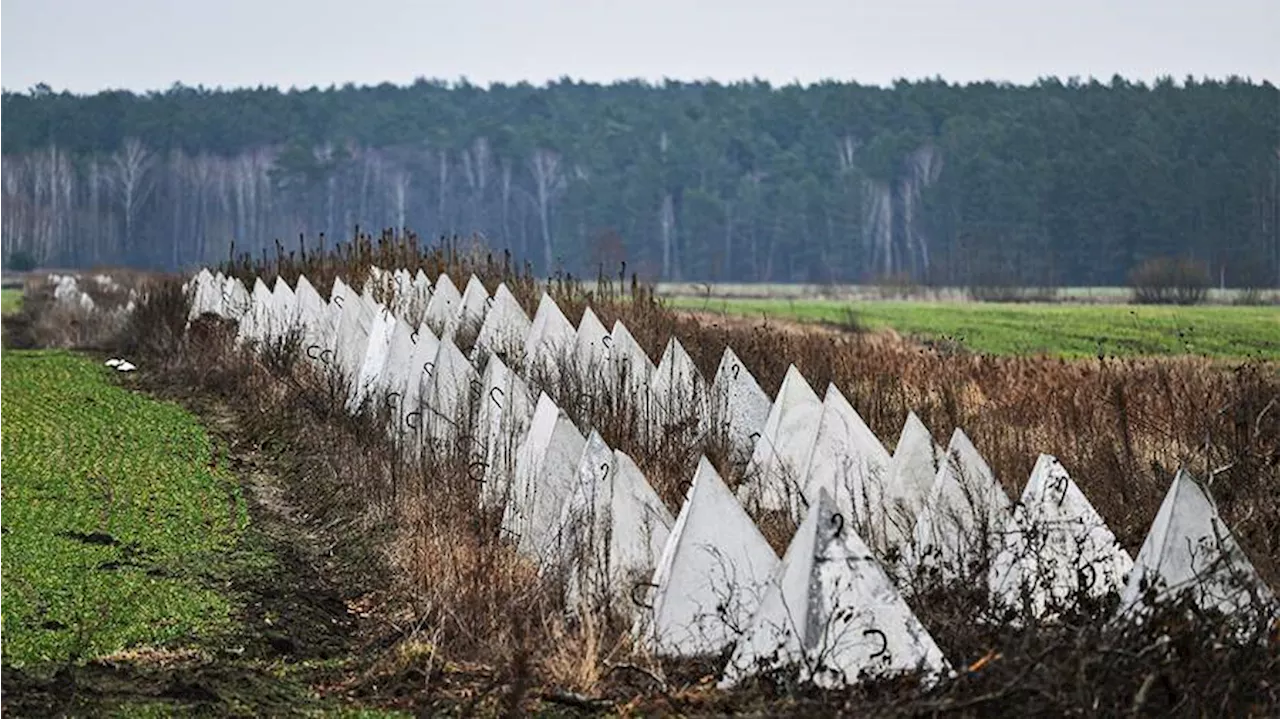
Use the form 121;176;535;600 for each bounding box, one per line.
17;229;1276;715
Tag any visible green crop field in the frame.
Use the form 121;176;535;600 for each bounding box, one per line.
1;350;249;667
671;297;1280;359
2;288;22;315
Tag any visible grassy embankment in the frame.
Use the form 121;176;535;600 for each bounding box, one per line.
671;296;1280;359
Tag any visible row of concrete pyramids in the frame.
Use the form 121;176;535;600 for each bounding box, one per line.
186;267;1276;687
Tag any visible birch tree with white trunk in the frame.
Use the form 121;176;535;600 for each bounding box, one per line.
111;137;155;258
529;147;566;271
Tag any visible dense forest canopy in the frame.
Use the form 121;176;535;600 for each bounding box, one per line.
3;76;1278;286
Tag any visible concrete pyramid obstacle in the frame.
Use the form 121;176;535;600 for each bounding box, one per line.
333;291;377;383
420;335;480;445
1117;469;1277;624
444;274;491;340
501;394;587;562
350;306;398;410
561;442;675;615
606;319;654;405
798;384;892;532
221;275;251;320
723;489;949;688
739;365;823;514
988;455;1133;620
875;412;942;556
478;357;537;509
523;293;576;387
375;316;418;412
711;347;771;466
552;430;618;571
381;268;410;317
187;269;218;320
212;272;228;316
363;265;389;295
572;307;611;392
399;270;431;324
909;429;1013;586
424;272;461;336
397;321;442;445
293;275;330;357
472;282;532;366
267;276;299;341
236;278;274;346
321;278;353;361
649;337;710;439
637;457;779;657
473;351;512;455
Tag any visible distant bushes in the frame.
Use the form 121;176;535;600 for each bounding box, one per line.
966;284;1061;303
5;250;37;272
964;267;1061;303
1129;257;1210;305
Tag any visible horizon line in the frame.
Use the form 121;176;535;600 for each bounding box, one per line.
4;72;1276;97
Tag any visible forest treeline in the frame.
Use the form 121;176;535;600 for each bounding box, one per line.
2;76;1278;286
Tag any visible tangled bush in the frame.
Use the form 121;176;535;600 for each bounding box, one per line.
1129;257;1210;305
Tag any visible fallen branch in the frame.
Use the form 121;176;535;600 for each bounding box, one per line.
536;690;613;712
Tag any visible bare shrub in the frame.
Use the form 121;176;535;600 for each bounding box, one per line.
871;272;920;300
1129;257;1211;305
967;284;1061;303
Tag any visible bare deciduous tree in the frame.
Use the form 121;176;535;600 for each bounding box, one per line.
111;138;155;256
529;148;566;271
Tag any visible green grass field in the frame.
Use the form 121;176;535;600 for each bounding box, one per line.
671;297;1280;359
1;350;249;667
2;288;22;315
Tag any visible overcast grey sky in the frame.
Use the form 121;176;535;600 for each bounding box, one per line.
2;0;1276;93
